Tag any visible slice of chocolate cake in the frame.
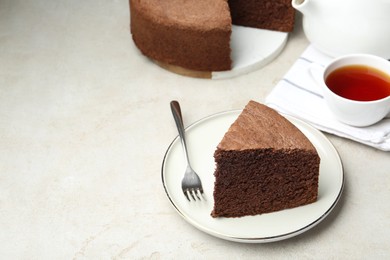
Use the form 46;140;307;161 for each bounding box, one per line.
211;101;320;218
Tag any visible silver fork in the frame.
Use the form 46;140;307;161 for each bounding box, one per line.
170;100;204;201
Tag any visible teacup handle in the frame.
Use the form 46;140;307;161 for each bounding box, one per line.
308;63;326;95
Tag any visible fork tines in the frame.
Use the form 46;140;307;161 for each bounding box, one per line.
183;188;204;201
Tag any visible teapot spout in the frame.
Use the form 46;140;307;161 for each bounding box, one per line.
292;0;310;15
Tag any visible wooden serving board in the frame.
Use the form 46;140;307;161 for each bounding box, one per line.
155;25;288;79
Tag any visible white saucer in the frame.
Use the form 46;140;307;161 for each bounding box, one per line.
161;110;344;243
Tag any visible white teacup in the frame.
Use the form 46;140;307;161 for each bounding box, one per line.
310;54;390;127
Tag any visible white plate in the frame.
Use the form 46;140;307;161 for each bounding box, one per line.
161;110;344;243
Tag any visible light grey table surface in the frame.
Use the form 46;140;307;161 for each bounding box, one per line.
1;0;389;259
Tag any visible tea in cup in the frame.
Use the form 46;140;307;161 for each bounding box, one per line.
310;54;390;127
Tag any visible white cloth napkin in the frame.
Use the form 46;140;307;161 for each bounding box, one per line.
266;45;390;151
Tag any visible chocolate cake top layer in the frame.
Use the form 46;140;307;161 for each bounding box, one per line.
132;0;231;31
217;101;316;151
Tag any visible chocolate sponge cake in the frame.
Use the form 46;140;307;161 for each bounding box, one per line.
129;0;295;72
211;101;320;218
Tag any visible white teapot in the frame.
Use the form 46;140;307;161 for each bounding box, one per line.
292;0;390;59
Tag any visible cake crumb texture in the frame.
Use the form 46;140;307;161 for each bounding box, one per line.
228;0;295;32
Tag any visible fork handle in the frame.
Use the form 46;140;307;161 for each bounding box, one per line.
170;100;191;166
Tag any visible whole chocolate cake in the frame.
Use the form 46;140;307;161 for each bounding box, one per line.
129;0;295;72
211;101;320;218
